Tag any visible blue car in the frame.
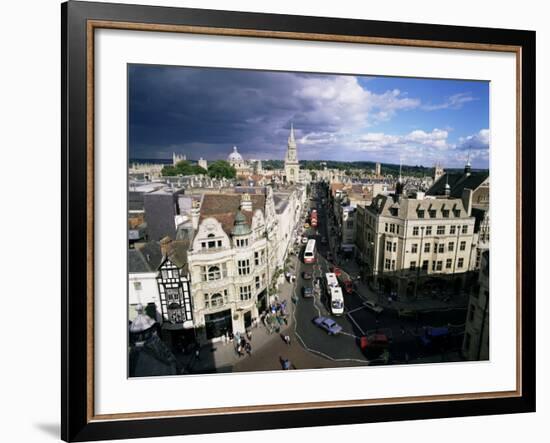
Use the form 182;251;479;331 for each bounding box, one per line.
313;316;343;335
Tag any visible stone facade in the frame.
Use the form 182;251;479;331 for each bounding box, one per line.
357;191;478;296
463;251;489;360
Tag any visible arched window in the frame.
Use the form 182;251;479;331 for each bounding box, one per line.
210;293;223;308
208;265;221;280
207;233;216;248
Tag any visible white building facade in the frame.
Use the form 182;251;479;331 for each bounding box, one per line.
187;191;279;342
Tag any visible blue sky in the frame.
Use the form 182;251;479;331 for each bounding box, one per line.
129;65;489;168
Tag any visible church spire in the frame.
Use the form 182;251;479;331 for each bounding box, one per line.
284;122;299;184
289;122;295;144
464;149;472;175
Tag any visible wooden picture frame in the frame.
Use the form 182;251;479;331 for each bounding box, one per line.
61;1;536;441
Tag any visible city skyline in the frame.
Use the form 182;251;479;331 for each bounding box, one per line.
129;65;490;168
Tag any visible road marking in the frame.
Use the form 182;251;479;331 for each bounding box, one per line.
345;312;366;336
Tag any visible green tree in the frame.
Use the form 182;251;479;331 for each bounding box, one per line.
161;160;207;177
161;165;178;176
207;160;237;179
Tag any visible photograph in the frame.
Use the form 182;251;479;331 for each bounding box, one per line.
127;65;490;377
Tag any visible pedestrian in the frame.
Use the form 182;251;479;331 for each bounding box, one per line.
194;348;200;361
245;342;252;356
284;334;291;345
246;330;252;341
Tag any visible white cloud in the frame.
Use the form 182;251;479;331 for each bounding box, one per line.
293;76;420;132
457;128;490;150
421;92;477;111
357;128;450;152
350;128;490;167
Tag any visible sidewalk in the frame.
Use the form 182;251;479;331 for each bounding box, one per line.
178;258;300;374
337;257;469;313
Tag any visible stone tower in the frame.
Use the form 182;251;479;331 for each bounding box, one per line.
284;123;300;184
433;162;445;183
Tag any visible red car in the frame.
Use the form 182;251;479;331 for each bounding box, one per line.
360;334;389;350
331;266;342;277
341;279;353;294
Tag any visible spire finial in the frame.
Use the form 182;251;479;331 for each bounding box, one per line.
398;156;403;183
464;148;472;175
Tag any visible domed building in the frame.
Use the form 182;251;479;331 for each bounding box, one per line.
227;146;252;177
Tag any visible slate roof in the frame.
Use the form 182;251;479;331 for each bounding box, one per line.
128;248;154;273
427;171;488;198
199;193;266;235
368;194;469;220
129;334;178;377
129;239;190;273
273;194;290;214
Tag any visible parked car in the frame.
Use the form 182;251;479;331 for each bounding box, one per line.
330;266;342;277
363;300;384;314
302;271;313;280
341;279;353;294
313;316;343;335
301;236;309;244
419;326;450;348
302;286;314;298
359;334;389;350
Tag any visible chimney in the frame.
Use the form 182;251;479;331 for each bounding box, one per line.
240;193;253;212
160;236;173;257
461;188;473;216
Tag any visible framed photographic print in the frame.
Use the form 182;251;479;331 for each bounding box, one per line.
61;1;536;441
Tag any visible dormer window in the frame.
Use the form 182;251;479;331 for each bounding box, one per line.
203;233;222;249
236;238;249;248
429;209;437;218
417;209;425;218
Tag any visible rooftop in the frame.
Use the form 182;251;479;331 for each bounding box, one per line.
199;192;266;235
368;194;470;220
427;170;488;198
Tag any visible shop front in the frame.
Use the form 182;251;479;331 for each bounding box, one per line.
204;309;233;340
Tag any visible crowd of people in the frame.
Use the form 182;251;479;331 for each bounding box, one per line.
234;331;253;357
261;299;289;334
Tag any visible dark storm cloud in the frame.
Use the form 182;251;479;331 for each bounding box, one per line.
129;65;318;160
128;64;488;168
